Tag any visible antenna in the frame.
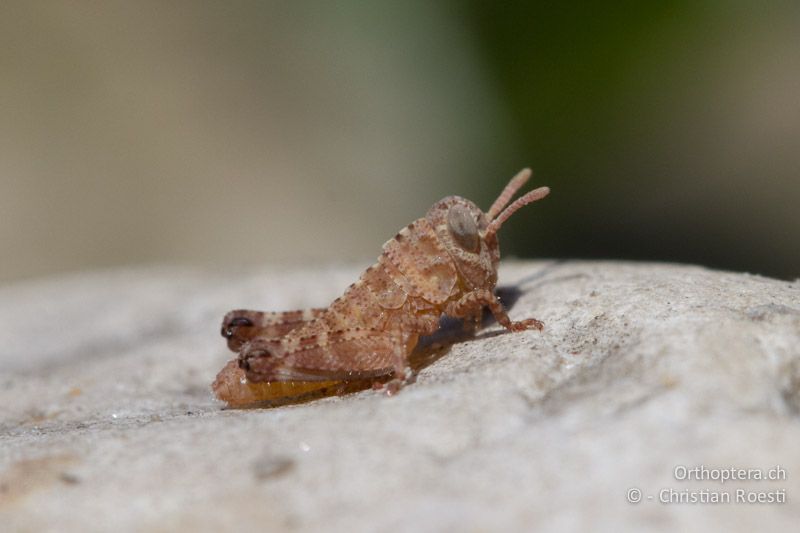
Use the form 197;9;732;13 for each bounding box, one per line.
487;168;532;221
485;186;550;237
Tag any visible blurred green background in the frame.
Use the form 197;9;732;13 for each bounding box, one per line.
2;1;798;283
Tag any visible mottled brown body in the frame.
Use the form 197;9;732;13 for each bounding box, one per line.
214;169;550;404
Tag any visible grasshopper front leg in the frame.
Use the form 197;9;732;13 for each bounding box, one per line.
446;289;544;332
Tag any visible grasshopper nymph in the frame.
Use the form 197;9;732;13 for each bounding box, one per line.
214;169;549;404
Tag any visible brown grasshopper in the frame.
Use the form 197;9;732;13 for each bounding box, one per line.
213;169;549;404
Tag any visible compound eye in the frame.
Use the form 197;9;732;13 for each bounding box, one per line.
447;204;480;252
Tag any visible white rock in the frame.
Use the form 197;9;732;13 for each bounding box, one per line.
0;261;798;532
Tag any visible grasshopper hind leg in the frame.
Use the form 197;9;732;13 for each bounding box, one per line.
221;308;327;351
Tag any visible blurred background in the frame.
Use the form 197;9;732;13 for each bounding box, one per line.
1;1;798;284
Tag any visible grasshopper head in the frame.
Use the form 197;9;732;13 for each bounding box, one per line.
426;169;549;290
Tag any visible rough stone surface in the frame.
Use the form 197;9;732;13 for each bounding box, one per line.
1;261;799;532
